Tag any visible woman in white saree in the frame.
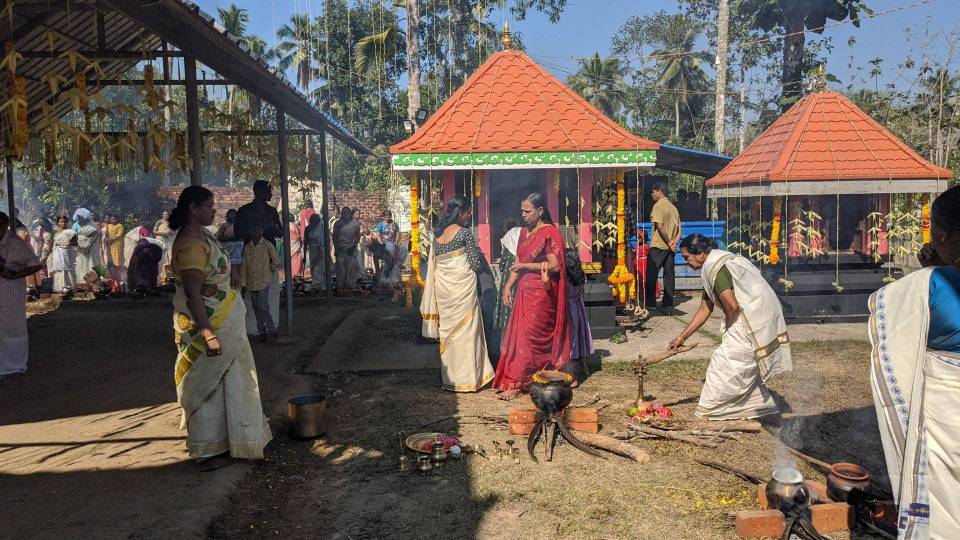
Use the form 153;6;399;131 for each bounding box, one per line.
869;186;960;539
168;186;271;461
421;196;495;392
670;234;791;420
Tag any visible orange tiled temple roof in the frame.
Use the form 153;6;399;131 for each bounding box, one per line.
389;50;658;155
707;91;951;187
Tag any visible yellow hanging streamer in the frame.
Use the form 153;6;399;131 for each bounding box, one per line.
769;197;783;264
606;170;635;303
920;194;931;244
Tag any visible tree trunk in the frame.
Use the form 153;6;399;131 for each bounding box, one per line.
674;97;680;139
738;67;747;153
713;0;730;154
781;15;806;111
227;87;235;187
406;0;422;128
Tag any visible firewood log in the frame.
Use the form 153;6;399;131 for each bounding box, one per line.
576;432;651;463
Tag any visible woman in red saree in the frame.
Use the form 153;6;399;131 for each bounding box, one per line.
493;193;571;400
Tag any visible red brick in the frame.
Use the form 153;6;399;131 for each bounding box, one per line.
507;407;600;435
735;503;853;537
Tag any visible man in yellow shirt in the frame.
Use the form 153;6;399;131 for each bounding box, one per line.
645;181;681;308
241;225;281;343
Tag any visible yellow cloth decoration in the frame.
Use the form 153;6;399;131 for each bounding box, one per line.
607;170;635;303
769;197;783;264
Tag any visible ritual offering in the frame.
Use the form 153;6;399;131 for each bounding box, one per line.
405;432;461;454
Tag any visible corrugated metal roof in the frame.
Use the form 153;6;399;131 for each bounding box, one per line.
2;0;368;154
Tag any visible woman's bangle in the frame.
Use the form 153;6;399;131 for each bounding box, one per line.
204;334;218;343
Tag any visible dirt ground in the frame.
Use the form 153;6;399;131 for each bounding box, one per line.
2;294;887;539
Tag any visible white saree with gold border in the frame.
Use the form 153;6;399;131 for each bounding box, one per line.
869;267;960;539
420;245;494;392
696;249;791;420
172;230;272;459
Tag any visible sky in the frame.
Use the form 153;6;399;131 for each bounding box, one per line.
194;0;959;95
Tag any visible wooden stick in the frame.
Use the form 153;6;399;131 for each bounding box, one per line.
788;447;893;499
696;458;764;484
577;432;651;463
628;424;719;448
677;420;761;433
638;342;704;368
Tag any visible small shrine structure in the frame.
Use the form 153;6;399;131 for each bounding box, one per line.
705;90;952;320
390;46;659;266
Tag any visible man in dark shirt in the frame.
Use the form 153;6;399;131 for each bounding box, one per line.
234;180;282;245
234;180;283;338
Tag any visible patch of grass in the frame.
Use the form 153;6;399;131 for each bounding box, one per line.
670;315;722;344
791;339;870;353
595;356;710;379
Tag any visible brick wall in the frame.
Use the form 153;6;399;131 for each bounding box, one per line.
154;186;387;228
326;191;386;229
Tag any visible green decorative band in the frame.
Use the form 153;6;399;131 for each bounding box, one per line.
391;150;657;169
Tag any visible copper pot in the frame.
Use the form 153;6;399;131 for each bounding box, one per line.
287;394;328;439
827;462;871;502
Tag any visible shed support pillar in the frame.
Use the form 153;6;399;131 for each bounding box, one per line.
184;55;202;186
5;156;14;219
319;132;333;299
277;109;294;335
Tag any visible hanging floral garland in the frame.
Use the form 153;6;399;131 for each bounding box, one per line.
920;193;931;244
607;170;635;303
768;197;783;265
407;173;425;289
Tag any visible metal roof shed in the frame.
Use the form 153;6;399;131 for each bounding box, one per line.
2;0;369;329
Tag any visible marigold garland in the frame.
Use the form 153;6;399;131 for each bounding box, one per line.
406;174;425;289
769;197;783;264
607;170;635;303
920;194;931;244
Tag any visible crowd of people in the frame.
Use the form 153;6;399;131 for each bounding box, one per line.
3;179;958;536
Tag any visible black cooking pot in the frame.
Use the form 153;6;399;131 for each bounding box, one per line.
529;370;574;414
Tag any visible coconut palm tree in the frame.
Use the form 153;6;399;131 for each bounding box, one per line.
567;53;628;120
353;1;424;128
276;13;319;175
649;15;712;139
217;4;249;38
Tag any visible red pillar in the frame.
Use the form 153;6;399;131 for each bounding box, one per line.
579;169;593;262
442;170;455;207
544;169;560;224
476;171;492;262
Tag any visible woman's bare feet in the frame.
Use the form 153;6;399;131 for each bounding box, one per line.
496;389;522;401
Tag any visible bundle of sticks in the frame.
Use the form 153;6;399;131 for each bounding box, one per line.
612;420;761;449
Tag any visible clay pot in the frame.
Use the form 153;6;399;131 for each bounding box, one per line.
827;462;871;502
529;370;574;414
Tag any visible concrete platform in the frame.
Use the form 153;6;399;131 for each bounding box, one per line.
305;307;440;373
